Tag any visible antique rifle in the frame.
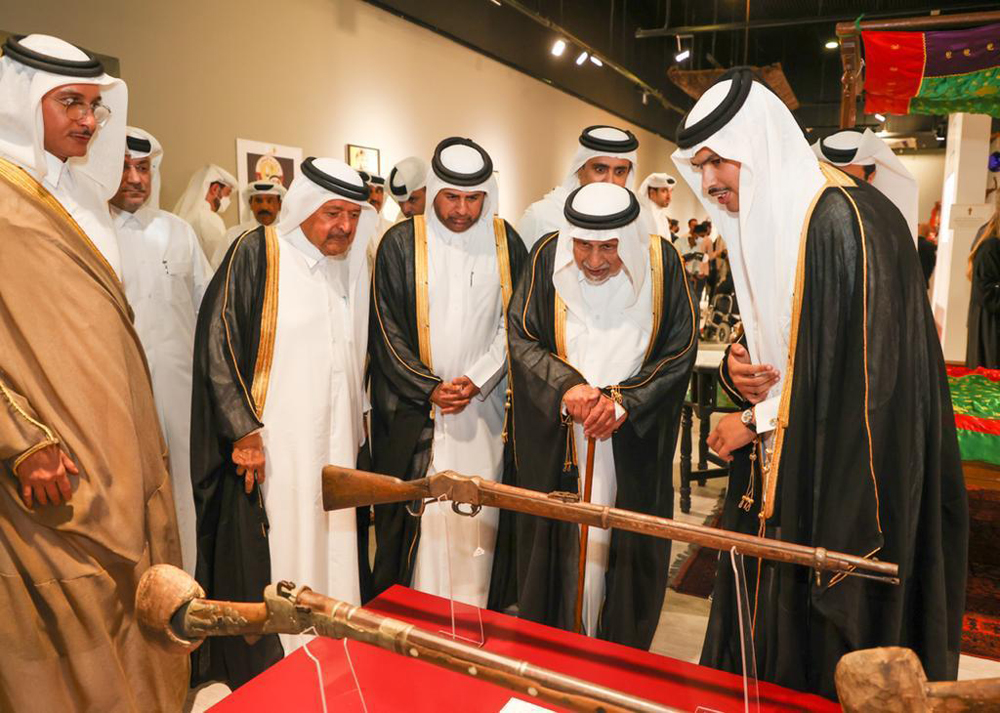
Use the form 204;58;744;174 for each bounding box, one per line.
323;465;899;583
136;564;677;713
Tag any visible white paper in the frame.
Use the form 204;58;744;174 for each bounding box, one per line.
498;698;553;712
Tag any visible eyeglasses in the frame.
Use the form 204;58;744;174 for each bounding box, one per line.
53;96;112;128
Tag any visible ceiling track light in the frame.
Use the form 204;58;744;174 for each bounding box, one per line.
575;50;589;65
551;39;566;56
590;55;603;67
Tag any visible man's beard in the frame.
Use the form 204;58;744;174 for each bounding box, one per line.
582;270;611;286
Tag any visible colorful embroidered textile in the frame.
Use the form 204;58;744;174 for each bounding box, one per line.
947;365;1000;466
862;23;1000;117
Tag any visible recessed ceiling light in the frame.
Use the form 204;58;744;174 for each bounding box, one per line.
590;55;603;67
575;51;589;65
825;40;839;49
551;39;566;57
874;113;886;122
675;49;690;62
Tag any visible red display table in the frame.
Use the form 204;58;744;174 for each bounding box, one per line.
209;585;838;712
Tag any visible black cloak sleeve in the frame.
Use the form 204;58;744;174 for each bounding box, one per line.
966;234;1000;369
190;227;282;688
702;183;968;700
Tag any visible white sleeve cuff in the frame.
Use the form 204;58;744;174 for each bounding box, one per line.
753;397;780;435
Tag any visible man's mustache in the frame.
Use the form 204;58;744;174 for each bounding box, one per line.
256;210;274;217
707;186;729;197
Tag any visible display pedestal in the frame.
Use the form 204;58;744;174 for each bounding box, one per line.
208;585;838;712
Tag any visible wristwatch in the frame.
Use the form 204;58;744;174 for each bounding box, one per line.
740;407;757;433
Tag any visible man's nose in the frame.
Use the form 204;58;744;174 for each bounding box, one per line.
78;112;97;133
454;201;470;216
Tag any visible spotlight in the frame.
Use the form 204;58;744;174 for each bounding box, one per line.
590;55;603;67
825;40;839;49
936;135;946;141
675;49;690;62
551;39;566;57
575;51;589;65
488;0;501;5
874;113;886;122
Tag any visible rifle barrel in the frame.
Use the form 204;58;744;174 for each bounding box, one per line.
475;479;897;580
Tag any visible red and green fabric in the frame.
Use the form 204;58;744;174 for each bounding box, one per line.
947;365;1000;466
862;22;1000;117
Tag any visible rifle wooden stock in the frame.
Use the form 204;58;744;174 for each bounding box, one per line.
136;565;676;713
322;466;899;582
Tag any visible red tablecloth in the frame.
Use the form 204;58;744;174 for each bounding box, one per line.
210;585;839;712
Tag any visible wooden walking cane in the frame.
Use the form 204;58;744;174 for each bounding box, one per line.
573;436;597;634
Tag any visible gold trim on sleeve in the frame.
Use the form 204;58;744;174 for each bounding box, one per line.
413;215;433;371
249;226;280;419
645;234;664;361
221;229;262;418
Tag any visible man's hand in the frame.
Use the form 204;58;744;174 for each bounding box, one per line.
562;384;601;423
450;376;481;402
430;381;472;415
232;431;266;494
727;343;779;404
582;395;627;440
15;443;77;508
707;412;756;462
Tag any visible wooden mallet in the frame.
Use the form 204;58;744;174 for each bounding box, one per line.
836;646;1000;712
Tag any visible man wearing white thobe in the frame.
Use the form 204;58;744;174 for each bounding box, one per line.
638;171;676;237
111;126;210;575
215;179;287;265
191;157;376;671
173;163;236;268
517;125;640;251
369;137;527;607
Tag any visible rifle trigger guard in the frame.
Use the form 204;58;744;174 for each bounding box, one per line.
451;502;481;518
406;498;431;517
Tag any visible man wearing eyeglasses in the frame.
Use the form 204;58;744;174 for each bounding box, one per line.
0;34;188;710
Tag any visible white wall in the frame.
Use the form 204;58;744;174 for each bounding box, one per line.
5;0;705;231
897;150;945;226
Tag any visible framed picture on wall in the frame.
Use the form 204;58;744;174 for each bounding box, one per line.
235;138;303;224
346;144;380;176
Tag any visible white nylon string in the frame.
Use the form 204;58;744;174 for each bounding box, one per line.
300;627;329;713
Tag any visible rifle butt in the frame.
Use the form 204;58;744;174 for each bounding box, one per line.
322;465;430;510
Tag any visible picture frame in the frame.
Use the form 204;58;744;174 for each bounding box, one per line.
235;138;303;224
346;144;381;176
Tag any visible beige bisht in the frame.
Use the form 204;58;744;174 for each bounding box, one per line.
0;159;189;711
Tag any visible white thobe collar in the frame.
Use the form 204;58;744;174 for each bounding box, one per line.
283;226;325;269
111;202;156;230
282;226;350;292
39;150;68;191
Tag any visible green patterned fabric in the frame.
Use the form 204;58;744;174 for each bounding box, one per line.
948;369;1000;467
910;67;1000;117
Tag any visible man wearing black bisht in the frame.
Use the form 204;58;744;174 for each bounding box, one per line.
672;68;968;699
368;137;527;606
492;182;696;648
189;157;378;687
967;207;1000;368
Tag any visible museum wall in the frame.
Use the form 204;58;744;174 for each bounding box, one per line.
4;0;707;227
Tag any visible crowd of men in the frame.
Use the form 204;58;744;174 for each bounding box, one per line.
0;33;969;709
